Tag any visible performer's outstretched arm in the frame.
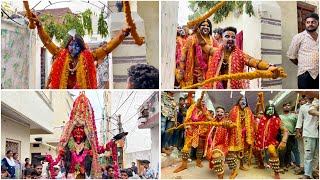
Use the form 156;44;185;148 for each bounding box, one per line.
30;13;60;55
92;27;131;61
278;124;288;150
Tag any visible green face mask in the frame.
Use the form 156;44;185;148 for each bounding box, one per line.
266;107;275;116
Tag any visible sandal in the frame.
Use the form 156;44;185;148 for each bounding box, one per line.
299;175;311;179
294;169;304;175
279;168;285;174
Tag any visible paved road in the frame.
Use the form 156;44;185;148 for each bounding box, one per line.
161;160;301;179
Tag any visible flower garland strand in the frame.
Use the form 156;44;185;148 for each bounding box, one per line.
123;1;144;45
46;154;62;179
187;1;227;27
182;68;287;89
105;141;119;179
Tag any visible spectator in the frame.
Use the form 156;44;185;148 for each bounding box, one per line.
96;41;110;89
131;162;138;175
54;167;62;179
287;12;319;89
116;1;123;12
13;153;22;179
127;64;159;89
22;158;30;178
308;98;319;179
120;168;133;179
176;97;187;150
296;96;319;179
32;163;45;179
1;150;15;178
213;27;223;45
1;164;9;179
23;168;33;179
140;160;154;179
104;164;114;179
279;102;298;173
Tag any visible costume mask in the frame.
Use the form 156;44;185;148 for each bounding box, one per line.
239;97;247;109
266;106;275;116
200;21;210;36
72;124;85;144
68;40;81;58
223;31;236;51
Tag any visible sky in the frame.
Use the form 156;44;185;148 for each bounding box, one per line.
178;0;193;26
9;0;104;13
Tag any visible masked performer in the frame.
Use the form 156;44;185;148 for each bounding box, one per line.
173;92;213;172
196;26;281;89
176;19;219;87
28;13;132;89
254;103;288;179
225;95;255;179
205;106;230;179
42;93;127;179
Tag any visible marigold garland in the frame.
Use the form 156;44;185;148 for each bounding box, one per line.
187;1;227;27
166;121;236;133
182;68;287;89
123;1;144;45
50;49;97;89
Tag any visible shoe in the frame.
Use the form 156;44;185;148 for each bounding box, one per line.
294;169;304;175
299;175;311;179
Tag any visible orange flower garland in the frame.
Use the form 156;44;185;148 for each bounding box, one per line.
182;68;287;89
123;1;144;45
50;49;97;89
187;1;226;28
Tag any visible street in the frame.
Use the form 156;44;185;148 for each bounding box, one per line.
161;160;300;179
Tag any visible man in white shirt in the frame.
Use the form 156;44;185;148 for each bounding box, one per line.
287;12;319;89
296;96;319;179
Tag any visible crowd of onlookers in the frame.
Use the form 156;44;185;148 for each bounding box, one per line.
1;153;157;179
1;152;45;179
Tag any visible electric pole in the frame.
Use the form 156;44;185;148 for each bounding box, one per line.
117;114;124;167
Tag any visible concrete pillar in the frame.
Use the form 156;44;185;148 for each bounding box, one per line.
161;1;179;89
108;11;146;89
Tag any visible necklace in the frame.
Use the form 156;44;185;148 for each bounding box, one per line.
68;58;79;75
74;142;85;155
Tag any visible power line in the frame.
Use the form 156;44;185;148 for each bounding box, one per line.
115;92;124;112
112;92;134;117
123;91;137;120
122;111;139;125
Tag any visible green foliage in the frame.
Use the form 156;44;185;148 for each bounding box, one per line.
39;8;108;45
188;1;255;24
98;10;108;38
82;9;93;35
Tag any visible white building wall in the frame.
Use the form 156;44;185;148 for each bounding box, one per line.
1;115;30;164
1;91;54;132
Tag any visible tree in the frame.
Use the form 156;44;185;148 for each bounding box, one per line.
188;1;255;24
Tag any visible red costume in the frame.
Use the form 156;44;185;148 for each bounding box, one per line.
255;115;282;150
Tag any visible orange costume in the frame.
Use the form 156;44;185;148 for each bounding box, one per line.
225;103;255;178
173;92;213;173
176;19;219;88
205;117;229;174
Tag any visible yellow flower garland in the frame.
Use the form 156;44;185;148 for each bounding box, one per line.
187;1;227;27
166;121;236;133
123;1;144;45
59;55;71;89
76;54;87;89
182;68;287;89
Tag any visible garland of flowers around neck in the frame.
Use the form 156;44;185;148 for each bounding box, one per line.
67;137;91;175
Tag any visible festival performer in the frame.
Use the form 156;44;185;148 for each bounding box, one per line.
195;26;282;89
176;19;219;87
253;102;288;179
175;27;187;88
226;94;255;179
36;93;127;179
25;6;136;89
205;106;230;179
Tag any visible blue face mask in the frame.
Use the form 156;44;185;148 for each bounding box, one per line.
69;40;81;57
